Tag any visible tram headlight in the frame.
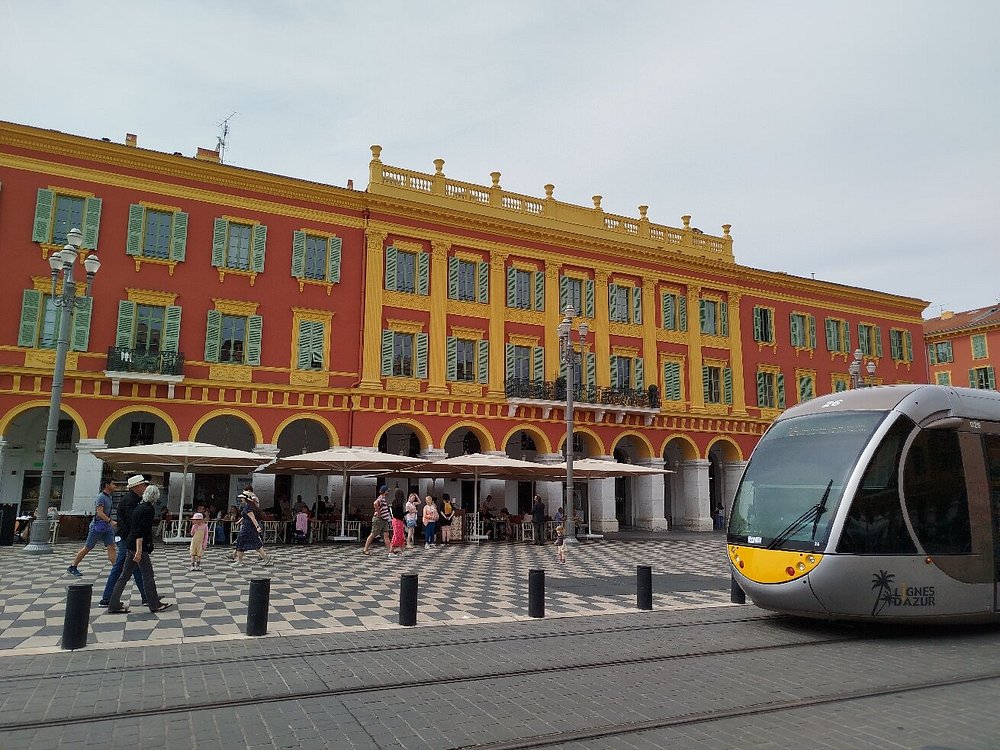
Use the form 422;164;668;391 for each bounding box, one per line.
807;555;816;564
796;562;805;572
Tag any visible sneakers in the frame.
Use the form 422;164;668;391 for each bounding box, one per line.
98;599;110;607
424;543;430;550
260;555;274;567
190;565;197;572
67;565;83;577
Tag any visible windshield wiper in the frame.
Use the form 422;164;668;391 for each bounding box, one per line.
767;480;834;550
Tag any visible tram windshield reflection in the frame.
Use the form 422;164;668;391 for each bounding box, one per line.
729;411;886;550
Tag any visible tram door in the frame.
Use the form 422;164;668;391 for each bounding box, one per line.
984;435;1000;610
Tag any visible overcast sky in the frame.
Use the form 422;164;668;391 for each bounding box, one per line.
2;1;997;317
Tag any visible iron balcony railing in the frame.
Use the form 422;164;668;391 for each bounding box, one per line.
106;346;185;376
505;378;657;408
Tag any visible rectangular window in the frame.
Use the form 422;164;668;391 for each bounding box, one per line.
297;320;325;370
825;317;849;354
662;293;678;330
396;251;416;293
513;345;531;381
610;285;627;322
514;270;532;308
797;372;815;403
970;366;996;390
142;209;172;259
613;357;632;390
972;334;988;360
33;189;102;249
754;306;774;344
127;205;188;262
858;323;882;357
705;366;722;404
565;278;582;316
56;419;74;448
38;295;59;350
663;360;682;401
700;299;727;336
219;315;247;363
832;374;850;392
790;313;815;349
304;235;328;281
53;195;85;246
291;231;341;284
129;421;155;447
930;341;953;364
756;370;785;409
457;261;476;301
935;372;951;386
225;223;252;270
134;305;164;353
456;339;476;381
889;329;913;363
212;218;266;274
393;333;413;376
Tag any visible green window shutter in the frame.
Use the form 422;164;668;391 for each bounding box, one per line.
719;301;728;336
608;284;617;321
291;231;306;277
943;341;953;361
170;211;188;262
246;315;263;366
969;369;977;388
251;224;267;273
385;247;397;291
844;324;851;353
858;324;868;355
446;337;457;381
81;197;102;249
328;237;342;283
808;315;816;349
662;293;672;330
585;279;594;318
702;365;710;400
559;275;568;313
115;300;136;348
297;322;312;369
448;257;459;299
586;351;596;387
988;366;996;390
753;307;762;341
724;368;733;405
634;357;644;391
756;372;766;407
533;271;544;311
972;334;986;359
505;343;515;381
789;314;799;346
163;306;182;353
211;218;227;267
664;361;681;401
632;287;642;324
699;299;708;334
776;373;785;409
532;346;544;382
71;297;93;351
611;355;620;389
506;267;516;307
679;295;688;331
874;326;882;357
477;262;488;303
477;339;489;383
416;252;429;295
32;189;55;242
18;289;42;346
415;333;428;378
381;329;394;376
890;332;901;360
904;331;912;361
928;344;937;365
126;204;145;256
799;376;812;402
825;319;836;351
204;310;222;363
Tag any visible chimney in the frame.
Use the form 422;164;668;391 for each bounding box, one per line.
125;133;137;147
347;179;354;190
940;310;955;319
195;146;220;163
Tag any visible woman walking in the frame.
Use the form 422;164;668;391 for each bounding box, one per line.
404;493;419;548
439;495;455;544
388;488;407;558
422;495;439;550
106;484;171;614
233;490;273;566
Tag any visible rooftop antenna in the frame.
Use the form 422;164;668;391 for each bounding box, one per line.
217;112;237;163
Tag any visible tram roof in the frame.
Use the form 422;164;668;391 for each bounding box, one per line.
777;384;1000;426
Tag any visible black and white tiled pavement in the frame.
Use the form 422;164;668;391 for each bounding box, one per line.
0;536;733;653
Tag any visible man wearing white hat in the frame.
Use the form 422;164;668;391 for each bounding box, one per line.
97;474;148;607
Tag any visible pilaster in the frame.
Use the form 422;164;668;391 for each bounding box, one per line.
594;269;611;387
488;250;509;397
426;240;450;395
686;285;706;412
360;229;388;388
545;264;562;379
641;278;657;397
727;291;748;415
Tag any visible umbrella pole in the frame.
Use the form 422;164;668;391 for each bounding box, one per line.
165;468;189;543
333;467;354;541
582;480;603;539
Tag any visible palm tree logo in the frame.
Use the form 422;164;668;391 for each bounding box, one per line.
871;570;895;616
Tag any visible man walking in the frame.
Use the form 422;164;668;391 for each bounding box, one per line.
107;483;171;614
98;474;148;607
362;485;392;555
66;479;117;577
531;494;546;545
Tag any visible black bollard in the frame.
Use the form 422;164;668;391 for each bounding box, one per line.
247;577;271;636
637;565;653;610
731;574;746;604
61;582;92;650
399;573;418;626
528;568;545;618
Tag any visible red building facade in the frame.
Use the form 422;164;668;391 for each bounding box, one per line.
0;122;928;531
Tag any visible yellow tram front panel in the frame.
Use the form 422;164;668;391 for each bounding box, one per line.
729;545;824;584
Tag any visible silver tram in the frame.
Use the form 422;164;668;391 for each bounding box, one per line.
727;384;1000;623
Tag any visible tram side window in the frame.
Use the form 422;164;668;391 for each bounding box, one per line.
903;430;971;554
983;435;1000;579
837;416;917;555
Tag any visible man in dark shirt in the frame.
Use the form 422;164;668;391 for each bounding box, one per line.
107;483;171;614
531;495;546;545
98;474;148;607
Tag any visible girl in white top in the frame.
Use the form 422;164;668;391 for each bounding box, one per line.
404;493;419;548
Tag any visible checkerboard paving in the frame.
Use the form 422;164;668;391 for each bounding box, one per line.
0;536;734;651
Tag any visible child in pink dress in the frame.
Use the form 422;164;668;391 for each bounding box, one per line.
189;513;209;571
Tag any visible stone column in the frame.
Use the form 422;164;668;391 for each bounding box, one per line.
633;458;668;530
0;439;9;505
680;459;713;531
418;448;447;503
252;444;280;509
533;452;564;515
72;439;108;514
359;230;388;389
722;460;748;521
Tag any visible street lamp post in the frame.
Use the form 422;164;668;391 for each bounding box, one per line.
848;348;877;389
558;305;589;544
23;228;101;554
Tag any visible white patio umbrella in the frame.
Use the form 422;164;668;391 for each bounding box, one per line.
548;458;673;539
92;441;270;542
420;453;561;542
262;447;429;540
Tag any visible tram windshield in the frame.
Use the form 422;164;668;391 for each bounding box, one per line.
728;411;887;551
